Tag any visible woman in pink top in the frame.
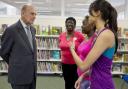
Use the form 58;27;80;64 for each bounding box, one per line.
75;16;96;89
59;17;84;89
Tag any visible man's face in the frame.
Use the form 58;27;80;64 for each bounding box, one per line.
22;6;37;25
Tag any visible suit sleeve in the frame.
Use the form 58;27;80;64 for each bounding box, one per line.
0;28;14;64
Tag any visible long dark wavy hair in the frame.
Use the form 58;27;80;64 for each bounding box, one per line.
89;0;118;53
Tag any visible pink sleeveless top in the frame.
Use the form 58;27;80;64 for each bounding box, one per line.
77;34;96;80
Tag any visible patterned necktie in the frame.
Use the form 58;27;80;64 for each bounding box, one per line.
26;26;33;50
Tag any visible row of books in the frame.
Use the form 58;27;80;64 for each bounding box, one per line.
1;24;128;38
112;64;128;74
37;62;62;72
0;61;8;71
0;61;62;73
36;38;59;49
0;24;8;34
118;39;128;50
33;25;62;35
1;24;128;37
113;53;128;62
118;27;128;37
37;50;60;60
0;24;62;35
1;61;128;74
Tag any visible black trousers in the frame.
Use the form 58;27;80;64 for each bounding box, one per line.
11;75;36;89
62;63;78;89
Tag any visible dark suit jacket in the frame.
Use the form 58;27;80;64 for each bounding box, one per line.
0;20;37;85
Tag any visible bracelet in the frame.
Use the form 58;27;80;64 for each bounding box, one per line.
70;46;75;50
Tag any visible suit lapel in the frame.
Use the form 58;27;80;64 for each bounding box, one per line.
16;20;33;52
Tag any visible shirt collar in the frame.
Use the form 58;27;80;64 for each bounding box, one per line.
20;19;28;29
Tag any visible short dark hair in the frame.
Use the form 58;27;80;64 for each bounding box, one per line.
65;17;76;26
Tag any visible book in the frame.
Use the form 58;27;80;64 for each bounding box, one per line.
113;53;123;62
123;28;128;37
50;26;62;35
0;24;8;34
117;27;122;37
33;24;40;35
112;64;122;72
51;50;60;59
123;54;128;62
122;65;128;73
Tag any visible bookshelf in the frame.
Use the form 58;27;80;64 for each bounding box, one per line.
0;24;8;73
112;71;125;75
37;71;62;74
35;25;62;74
0;60;8;73
0;18;128;76
0;24;62;75
112;27;128;75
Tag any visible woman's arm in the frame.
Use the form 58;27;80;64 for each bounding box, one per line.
75;70;90;89
70;30;115;71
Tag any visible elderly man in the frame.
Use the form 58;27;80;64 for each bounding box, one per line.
0;4;37;89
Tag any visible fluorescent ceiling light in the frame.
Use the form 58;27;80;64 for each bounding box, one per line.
70;11;88;14
38;10;52;12
46;0;51;3
71;12;82;14
33;2;44;4
15;1;44;4
68;8;88;11
74;3;90;6
15;1;28;4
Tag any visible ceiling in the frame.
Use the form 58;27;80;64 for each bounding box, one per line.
0;0;128;17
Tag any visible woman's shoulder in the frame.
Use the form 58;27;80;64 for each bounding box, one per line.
100;29;114;38
98;29;115;47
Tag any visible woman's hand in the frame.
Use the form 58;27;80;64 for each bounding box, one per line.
69;37;77;50
75;75;84;89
